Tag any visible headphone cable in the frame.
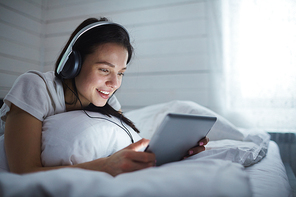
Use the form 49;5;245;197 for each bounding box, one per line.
61;79;134;143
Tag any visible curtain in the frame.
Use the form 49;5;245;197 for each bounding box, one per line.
221;0;296;131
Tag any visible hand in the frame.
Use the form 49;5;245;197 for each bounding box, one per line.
183;137;209;159
101;138;155;176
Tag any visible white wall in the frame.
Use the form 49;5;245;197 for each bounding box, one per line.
0;0;45;98
0;0;222;113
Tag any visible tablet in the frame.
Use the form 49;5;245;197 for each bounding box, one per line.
144;113;217;166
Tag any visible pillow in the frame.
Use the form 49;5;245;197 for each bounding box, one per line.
41;111;142;167
125;100;244;141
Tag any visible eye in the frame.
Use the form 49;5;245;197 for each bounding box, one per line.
99;68;109;73
118;72;125;77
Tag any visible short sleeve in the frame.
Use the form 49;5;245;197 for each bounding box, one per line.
108;95;121;111
2;72;54;122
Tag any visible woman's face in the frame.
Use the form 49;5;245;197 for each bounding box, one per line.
75;43;128;107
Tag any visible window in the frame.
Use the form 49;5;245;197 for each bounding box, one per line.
222;0;296;131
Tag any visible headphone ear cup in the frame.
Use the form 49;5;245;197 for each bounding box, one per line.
60;50;82;79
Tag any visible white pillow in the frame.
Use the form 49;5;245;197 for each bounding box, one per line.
125;100;244;141
41;111;142;167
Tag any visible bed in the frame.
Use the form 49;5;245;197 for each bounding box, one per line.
0;100;293;197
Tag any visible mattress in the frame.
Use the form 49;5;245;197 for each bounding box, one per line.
246;140;292;197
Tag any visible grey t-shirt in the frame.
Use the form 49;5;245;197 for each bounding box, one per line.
0;70;121;134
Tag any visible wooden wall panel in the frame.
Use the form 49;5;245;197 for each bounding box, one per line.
117;72;209;110
0;0;42;19
0;23;40;48
0;39;40;62
1;0;215;112
116;90;209;111
0;5;42;34
0;72;19;101
45;0;204;22
0;56;38;74
0;0;44;98
121;73;208;90
127;54;208;74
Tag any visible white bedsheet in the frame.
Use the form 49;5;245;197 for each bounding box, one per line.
0;100;292;196
246;141;292;197
0;158;251;197
0;140;291;197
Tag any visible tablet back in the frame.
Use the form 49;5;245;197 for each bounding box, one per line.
145;113;217;166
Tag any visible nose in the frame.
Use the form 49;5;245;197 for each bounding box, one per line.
106;73;121;89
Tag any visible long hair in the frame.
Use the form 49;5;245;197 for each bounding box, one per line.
54;17;139;133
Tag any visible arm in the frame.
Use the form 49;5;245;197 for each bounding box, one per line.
5;104;155;175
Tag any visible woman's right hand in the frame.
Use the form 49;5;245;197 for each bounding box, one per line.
99;138;155;176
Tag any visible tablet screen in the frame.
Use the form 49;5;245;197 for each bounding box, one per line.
145;113;217;166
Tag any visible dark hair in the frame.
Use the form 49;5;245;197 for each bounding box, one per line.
54;17;133;77
55;17;139;133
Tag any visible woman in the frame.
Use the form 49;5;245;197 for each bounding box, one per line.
0;17;208;176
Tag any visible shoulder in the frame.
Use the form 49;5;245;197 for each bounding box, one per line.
17;70;55;85
12;71;50;92
9;71;57;101
14;70;62;98
3;70;64;121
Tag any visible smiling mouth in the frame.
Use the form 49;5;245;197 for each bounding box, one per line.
98;90;110;95
97;89;111;99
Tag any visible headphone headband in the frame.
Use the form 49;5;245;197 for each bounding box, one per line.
56;21;127;77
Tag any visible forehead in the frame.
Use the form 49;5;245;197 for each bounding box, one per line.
85;43;128;68
94;43;127;53
90;43;127;60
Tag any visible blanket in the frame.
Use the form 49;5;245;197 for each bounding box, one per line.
0;159;251;197
0;100;276;197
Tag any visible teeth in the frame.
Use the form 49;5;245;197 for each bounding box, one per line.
99;90;110;95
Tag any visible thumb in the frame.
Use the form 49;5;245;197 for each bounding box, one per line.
126;138;150;151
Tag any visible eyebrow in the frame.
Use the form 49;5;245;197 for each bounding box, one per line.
96;61;127;70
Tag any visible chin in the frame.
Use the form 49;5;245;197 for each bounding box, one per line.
92;101;107;107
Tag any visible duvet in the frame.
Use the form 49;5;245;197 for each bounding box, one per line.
0;100;292;197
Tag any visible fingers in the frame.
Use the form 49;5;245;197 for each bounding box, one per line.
188;145;206;155
183;137;209;159
126;138;150;151
119;154;155;173
105;140;156;176
115;150;155;176
123;150;155;164
198;137;209;146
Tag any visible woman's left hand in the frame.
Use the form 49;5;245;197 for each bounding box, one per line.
183;137;209;159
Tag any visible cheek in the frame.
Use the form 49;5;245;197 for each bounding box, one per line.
75;74;93;92
119;80;123;88
118;78;123;87
77;74;106;91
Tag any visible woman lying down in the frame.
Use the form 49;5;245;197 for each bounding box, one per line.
0;17;208;176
